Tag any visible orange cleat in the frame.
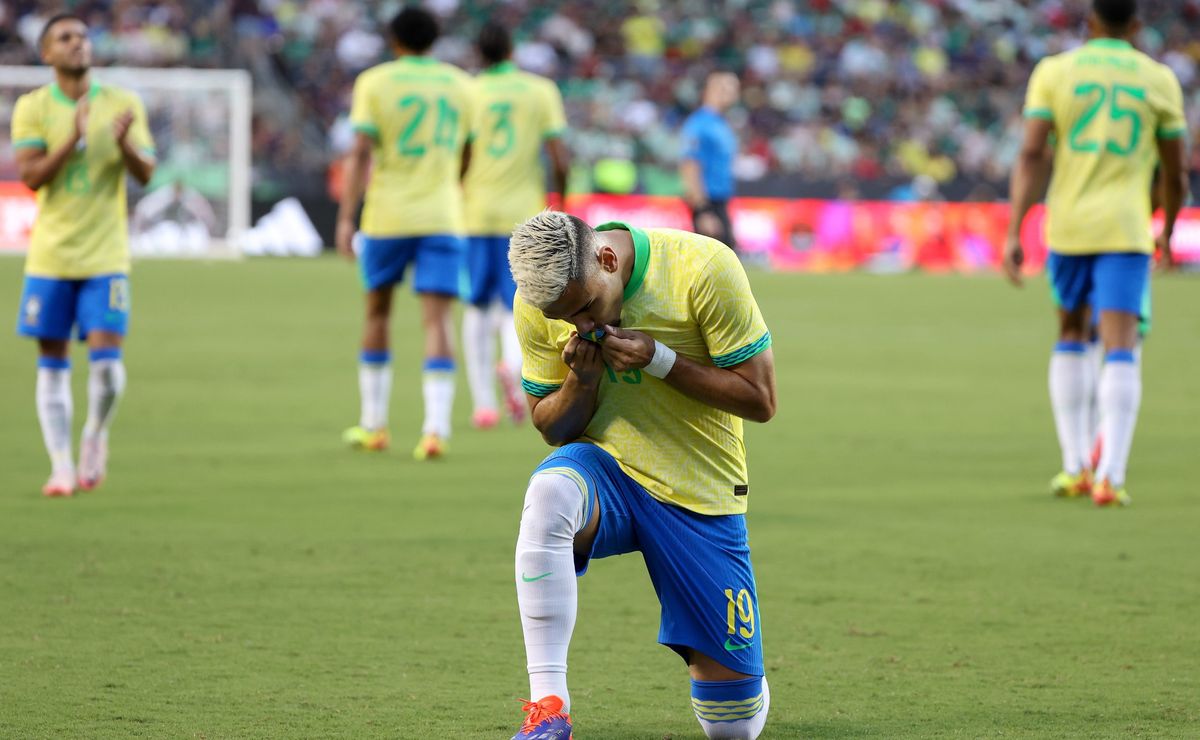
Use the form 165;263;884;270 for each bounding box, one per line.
511;695;572;740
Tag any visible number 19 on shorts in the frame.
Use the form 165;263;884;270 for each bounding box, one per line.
725;588;756;641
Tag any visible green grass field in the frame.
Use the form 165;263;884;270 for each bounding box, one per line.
1;258;1197;738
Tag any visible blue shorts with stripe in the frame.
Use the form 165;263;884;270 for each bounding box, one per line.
1047;251;1149;317
357;233;465;294
535;442;764;676
465;235;517;309
16;273;130;341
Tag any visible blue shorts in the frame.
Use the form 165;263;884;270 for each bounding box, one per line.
1047;252;1150;316
536;443;764;676
358;234;465;294
16;274;130;341
465;235;517;309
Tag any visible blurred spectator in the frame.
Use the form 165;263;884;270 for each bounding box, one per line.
0;0;1197;200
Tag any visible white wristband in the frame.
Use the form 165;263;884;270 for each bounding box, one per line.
644;340;677;379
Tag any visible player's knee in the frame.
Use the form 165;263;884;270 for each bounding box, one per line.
692;675;770;740
520;472;587;541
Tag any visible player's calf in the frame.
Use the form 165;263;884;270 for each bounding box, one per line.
691;675;770;740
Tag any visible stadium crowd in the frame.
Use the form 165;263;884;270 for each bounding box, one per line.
2;0;1199;197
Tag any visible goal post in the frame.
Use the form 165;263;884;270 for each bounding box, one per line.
0;66;251;257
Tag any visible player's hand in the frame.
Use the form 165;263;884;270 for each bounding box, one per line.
74;98;90;143
1155;232;1176;272
696;211;722;239
335;219;357;262
1001;234;1024;287
598;325;655;372
562;333;605;385
113;109;134;145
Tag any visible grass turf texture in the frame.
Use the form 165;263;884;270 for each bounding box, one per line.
1;258;1197;739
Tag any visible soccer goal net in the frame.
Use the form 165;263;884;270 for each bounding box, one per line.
0;66;251;258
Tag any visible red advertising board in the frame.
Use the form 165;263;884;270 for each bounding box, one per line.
3;183;1198;270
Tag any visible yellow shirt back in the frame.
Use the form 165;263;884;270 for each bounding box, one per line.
463;63;567;236
515;223;772;516
349;56;474;237
11;82;155;278
1023;39;1187;254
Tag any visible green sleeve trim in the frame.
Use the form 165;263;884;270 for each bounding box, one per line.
12;137;46;149
522;378;562;398
712;331;772;368
543;128;566;139
1157;127;1186;140
352;123;380;139
1023;108;1053;121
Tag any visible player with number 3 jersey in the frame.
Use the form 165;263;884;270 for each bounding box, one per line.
12;13;156;497
1004;0;1188;507
461;22;570;431
336;7;475;460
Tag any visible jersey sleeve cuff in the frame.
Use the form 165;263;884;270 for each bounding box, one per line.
711;331;772;368
12;137;47;149
352;122;380;139
543;128;566;139
1157;126;1186;140
1023;108;1053;121
522;377;563;397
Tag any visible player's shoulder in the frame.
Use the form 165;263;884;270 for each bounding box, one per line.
647;228;730;273
14;84;52;108
355;60;394;87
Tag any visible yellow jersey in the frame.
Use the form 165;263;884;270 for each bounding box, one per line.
11;81;155;278
463;62;567;236
1023;38;1187;254
515;222;772;516
349;56;475;237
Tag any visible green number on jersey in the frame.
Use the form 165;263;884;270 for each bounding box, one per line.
397;95;461;157
486;102;516;157
1068;82;1146;156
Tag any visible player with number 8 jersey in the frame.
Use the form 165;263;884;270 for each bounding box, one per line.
337;7;475;460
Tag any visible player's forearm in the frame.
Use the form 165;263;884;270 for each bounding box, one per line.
1159;171;1188;238
19;139;79;190
664;355;776;423
680;160;706;206
1006;152;1050;238
119;142;154;186
338;150;370;224
531;374;600;446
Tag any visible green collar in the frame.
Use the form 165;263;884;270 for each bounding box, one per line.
1085;38;1132;50
483;61;516;75
595;221;650;301
50;80;100;106
399;55;437;65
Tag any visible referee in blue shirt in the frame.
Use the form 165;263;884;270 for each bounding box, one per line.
680;72;740;250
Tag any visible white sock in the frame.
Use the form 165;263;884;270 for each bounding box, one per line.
516;470;589;712
463;305;497;413
1096;351;1141;487
422;358;455;438
36;360;74;475
1049;343;1089;474
82;353;126;442
692;676;770;740
1083;340;1103;450
494;302;523;379
358;350;392;431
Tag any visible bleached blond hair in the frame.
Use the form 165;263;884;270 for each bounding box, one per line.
508;210;593;309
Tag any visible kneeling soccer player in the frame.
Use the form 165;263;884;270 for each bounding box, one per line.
507;212;777;739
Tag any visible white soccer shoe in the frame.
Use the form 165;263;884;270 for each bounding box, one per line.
78;435;109;491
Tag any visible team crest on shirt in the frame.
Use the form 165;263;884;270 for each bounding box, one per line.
23;295;41;326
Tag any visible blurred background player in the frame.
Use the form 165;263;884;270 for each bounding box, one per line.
461;21;570;430
680;71;740;250
1004;0;1188;507
11;13;155;497
336;7;474;460
507;212;775;739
